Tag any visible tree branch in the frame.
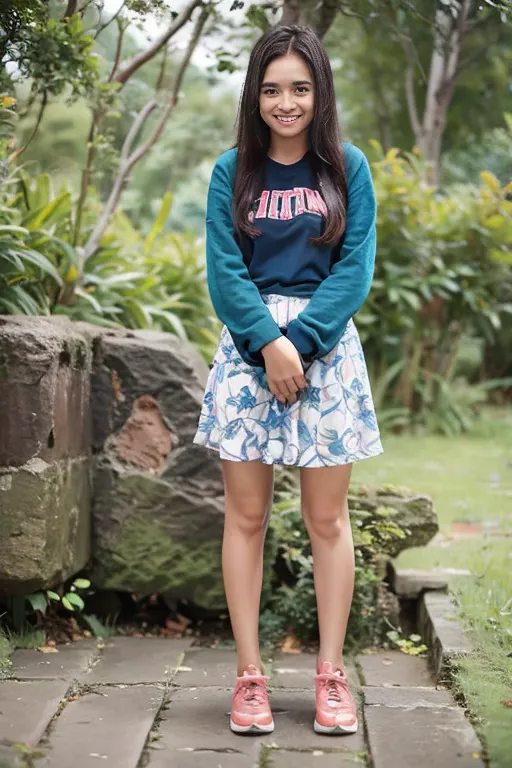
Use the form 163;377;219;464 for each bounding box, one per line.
62;0;79;19
311;0;339;40
108;18;126;81
95;0;126;39
337;2;364;20
279;0;303;26
112;0;203;86
405;65;421;140
9;92;48;162
81;4;210;264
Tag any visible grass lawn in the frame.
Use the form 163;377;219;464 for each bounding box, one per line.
352;405;512;768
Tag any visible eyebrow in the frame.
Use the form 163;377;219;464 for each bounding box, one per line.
260;80;313;88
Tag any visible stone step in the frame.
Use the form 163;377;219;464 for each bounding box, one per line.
37;685;164;767
387;561;471;599
418;591;475;680
364;685;485;768
9;639;100;681
0;679;70;748
357;649;434;688
83;635;192;684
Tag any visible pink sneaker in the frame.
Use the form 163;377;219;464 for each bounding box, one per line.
314;661;358;734
230;664;275;734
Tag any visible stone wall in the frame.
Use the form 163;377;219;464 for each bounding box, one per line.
0;316;92;594
0;316;226;606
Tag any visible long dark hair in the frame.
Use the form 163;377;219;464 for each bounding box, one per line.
233;25;347;248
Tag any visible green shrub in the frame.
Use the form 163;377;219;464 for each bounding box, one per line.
360;143;512;434
0;167;220;363
261;468;406;650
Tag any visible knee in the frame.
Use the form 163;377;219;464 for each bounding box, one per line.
302;506;344;541
226;494;271;536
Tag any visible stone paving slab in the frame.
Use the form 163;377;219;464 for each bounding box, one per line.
0;680;70;748
9;640;99;681
271;652;359;690
174;648;238;687
147;687;257;766
365;685;485;768
268;690;365;752
265;749;366;766
84;636;191;684
148;746;257;768
357;650;434;688
151;686;364;766
38;685;164;768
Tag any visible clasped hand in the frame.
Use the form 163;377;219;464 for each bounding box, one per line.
261;336;308;406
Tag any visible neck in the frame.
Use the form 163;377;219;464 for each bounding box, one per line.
268;132;309;164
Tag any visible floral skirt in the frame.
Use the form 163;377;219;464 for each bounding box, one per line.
193;294;384;467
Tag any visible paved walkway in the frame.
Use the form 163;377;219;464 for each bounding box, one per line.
0;637;484;767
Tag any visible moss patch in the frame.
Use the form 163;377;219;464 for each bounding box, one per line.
93;513;227;608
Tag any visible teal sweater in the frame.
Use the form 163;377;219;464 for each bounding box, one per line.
205;141;377;367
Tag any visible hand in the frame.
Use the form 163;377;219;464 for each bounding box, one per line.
261;336;308;405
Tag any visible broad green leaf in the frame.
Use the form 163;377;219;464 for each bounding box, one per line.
1;250;25;271
9;249;63;286
73;578;91;589
65;592;85;610
9;285;43;315
22;193;71;230
144;192;172;256
0;225;29;237
75;286;103;313
61;597;74;611
97;272;146;286
27;593;47;614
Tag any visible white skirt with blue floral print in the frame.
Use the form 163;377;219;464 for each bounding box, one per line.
193;294;384;467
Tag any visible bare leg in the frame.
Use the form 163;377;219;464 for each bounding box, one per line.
299;464;354;669
221;459;274;676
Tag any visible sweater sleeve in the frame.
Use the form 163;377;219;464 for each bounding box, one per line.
285;151;377;361
205;153;283;367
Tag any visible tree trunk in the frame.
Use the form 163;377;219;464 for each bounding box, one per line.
414;0;472;184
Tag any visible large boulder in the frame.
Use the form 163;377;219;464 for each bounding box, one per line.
349;482;438;557
0;316;92;593
77;325;229;609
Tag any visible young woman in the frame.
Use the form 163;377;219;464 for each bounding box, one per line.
194;24;384;736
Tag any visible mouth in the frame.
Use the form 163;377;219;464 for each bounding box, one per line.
274;115;301;125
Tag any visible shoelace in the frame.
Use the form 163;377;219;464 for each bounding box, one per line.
322;674;350;707
238;680;267;708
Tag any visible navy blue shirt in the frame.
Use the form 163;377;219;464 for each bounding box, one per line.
205;141;377;366
243;152;337;297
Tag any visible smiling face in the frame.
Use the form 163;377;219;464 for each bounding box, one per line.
259;52;315;141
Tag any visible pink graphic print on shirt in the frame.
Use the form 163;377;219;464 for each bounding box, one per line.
249;188;327;223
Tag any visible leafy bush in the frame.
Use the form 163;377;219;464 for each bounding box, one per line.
0;167;220;362
261;468;406;650
359;143;512;434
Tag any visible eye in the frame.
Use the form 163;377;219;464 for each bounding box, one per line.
261;86;310;96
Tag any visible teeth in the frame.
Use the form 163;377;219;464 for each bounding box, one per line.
276;116;299;123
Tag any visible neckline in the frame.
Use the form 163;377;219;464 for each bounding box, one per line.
267;151;309;168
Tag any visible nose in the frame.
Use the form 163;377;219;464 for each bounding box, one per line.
278;91;297;112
